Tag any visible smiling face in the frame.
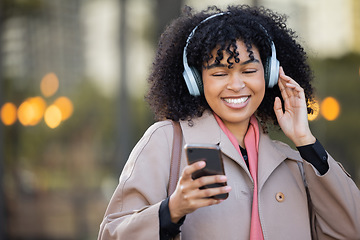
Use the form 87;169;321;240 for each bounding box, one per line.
202;40;266;131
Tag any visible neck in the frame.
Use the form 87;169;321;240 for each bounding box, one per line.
223;119;250;149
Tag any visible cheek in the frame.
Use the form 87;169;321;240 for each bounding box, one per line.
249;76;266;92
203;76;220;95
255;71;266;96
259;84;266;101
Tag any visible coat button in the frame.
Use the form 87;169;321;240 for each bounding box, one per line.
275;192;285;202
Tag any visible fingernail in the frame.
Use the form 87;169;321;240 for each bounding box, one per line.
198;161;205;167
219;176;227;181
225;186;232;192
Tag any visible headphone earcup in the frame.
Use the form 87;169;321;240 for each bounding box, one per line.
190;67;203;94
266;42;280;88
267;57;279;88
183;66;202;96
264;57;271;88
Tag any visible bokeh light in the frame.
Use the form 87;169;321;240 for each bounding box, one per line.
307;99;320;121
320;97;340;121
44;105;62;129
17;97;47;126
1;102;17;126
40;72;59;97
18;101;34;126
27;97;47;126
53;97;74;121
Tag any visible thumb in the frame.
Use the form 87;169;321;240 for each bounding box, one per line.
273;97;283;120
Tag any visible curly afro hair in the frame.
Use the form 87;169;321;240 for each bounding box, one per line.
145;5;314;128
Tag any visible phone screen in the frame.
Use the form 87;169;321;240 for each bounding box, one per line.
185;144;228;199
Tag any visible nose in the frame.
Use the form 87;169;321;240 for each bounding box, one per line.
226;74;245;91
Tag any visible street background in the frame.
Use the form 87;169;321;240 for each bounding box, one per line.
1;0;359;239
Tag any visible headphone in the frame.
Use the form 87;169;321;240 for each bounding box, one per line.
182;12;280;96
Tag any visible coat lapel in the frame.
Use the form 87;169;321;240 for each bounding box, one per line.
257;132;303;191
180;111;249;173
180;110;303;190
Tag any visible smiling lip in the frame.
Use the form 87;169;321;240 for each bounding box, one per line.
222;96;249;108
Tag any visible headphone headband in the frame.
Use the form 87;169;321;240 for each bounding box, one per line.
183;12;228;96
182;12;279;96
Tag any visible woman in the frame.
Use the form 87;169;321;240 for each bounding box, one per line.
98;5;360;240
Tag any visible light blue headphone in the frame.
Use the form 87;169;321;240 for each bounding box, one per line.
182;12;280;96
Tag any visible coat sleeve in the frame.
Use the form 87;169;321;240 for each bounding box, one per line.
98;122;174;239
303;154;360;239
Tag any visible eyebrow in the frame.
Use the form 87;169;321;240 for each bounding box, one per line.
205;58;260;69
241;58;260;65
204;63;227;69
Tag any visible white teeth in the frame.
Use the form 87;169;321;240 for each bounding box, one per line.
224;97;248;104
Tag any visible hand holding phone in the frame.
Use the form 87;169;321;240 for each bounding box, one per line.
185;144;229;200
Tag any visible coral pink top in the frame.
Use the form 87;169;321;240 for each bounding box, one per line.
214;113;264;240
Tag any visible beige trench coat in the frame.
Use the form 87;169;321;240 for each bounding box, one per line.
98;111;360;240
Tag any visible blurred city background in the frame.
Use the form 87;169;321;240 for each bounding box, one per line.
0;0;359;239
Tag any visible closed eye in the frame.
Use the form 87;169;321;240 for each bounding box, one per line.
243;70;257;74
212;73;228;77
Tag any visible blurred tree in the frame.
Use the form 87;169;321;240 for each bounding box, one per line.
0;0;5;238
0;1;46;238
309;53;360;184
270;54;360;186
116;0;131;173
115;0;184;174
155;0;183;39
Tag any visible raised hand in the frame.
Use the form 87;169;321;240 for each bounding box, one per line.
273;67;316;146
168;161;231;223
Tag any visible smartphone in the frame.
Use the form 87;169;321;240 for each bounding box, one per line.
184;143;228;199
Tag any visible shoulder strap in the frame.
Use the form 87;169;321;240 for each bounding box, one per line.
297;162;318;240
167;121;183;197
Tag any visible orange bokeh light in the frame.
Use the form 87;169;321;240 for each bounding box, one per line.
17;97;47;126
18;101;34;126
307;99;320;121
44;105;62;129
40;72;59;97
53;97;73;121
27;97;47;125
320;97;340;121
1;102;17;126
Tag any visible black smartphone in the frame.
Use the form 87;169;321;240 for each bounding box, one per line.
184;144;228;200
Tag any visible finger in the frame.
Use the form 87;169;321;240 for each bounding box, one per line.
281;83;301;110
279;68;304;100
193;175;227;189
278;74;289;101
286;83;305;100
279;68;299;86
198;185;231;199
283;83;306;104
273;96;284;120
280;76;294;99
279;78;304;110
181;161;206;181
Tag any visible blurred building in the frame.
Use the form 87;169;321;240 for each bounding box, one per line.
3;0;358;96
1;0;359;239
2;0;84;94
353;0;360;53
187;0;360;58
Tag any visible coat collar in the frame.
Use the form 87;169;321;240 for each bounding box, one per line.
180;111;246;169
257;132;302;190
180;110;303;189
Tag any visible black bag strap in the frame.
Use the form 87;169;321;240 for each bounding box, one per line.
167;121;183;197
